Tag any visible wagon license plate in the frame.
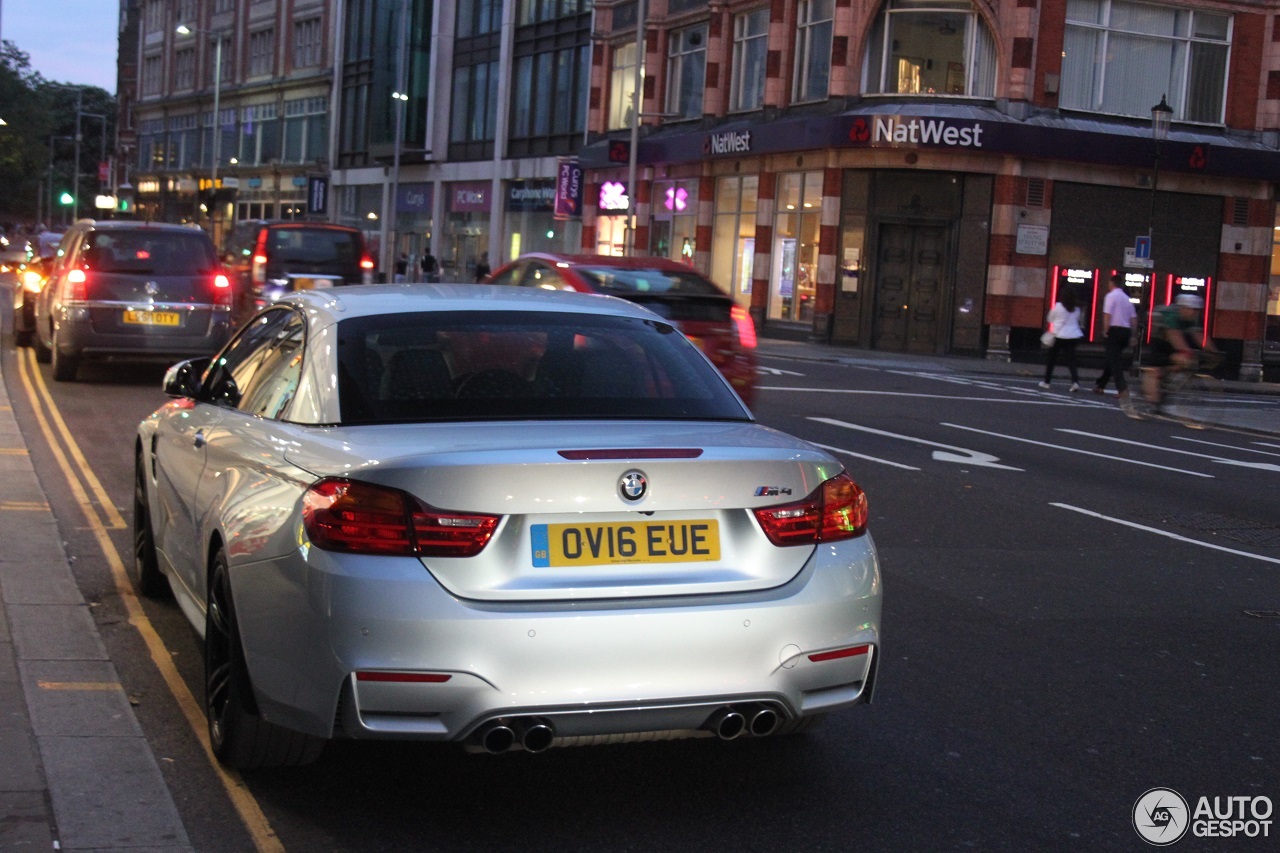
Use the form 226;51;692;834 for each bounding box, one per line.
123;310;180;326
292;277;335;291
531;520;720;568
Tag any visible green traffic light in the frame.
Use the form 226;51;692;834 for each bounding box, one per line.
59;192;74;206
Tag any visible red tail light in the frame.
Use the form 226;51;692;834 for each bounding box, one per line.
302;478;500;557
212;273;233;306
252;253;268;283
360;256;375;271
731;305;757;349
67;268;89;301
753;472;867;546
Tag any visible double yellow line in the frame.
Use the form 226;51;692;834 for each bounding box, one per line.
15;348;284;853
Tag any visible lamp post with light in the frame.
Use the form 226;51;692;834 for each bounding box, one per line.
1135;95;1174;372
176;23;224;235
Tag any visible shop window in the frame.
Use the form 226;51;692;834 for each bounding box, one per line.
730;8;769;112
769;172;823;323
793;0;834;104
711;175;758;308
863;0;996;98
1061;0;1229;124
651;180;699;263
666;24;708;120
609;42;640;130
1268;215;1280;356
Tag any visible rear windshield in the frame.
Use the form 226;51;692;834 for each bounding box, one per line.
336;310;749;425
268;228;361;266
573;266;727;297
84;230;216;275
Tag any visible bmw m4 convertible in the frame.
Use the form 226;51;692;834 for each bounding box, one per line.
134;284;882;768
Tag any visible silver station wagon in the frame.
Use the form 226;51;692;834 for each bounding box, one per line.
134;284;883;768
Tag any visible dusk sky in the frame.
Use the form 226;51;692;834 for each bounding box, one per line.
3;1;120;93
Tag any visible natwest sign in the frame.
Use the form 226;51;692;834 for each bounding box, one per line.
848;116;985;148
705;129;751;155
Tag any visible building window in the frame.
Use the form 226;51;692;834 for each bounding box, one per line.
168;113;199;169
793;0;833;103
712;176;758;309
450;62;498;147
730;8;769;112
283;96;329;163
864;0;997;97
1061;0;1230;124
518;0;589;24
214;0;234;12
209;36;233;86
665;24;708;120
294;18;323;68
238;103;280;165
457;0;502;37
510;46;590;156
248;29;275;78
138;118;166;171
144;0;163;33
174;48;195;91
142;55;162;96
608;42;639;130
177;0;197;26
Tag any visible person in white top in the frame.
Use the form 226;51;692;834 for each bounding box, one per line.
1040;286;1085;391
1092;273;1138;401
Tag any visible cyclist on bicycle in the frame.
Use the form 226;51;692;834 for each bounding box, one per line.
1142;293;1218;406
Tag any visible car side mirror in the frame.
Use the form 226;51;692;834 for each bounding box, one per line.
163;357;211;398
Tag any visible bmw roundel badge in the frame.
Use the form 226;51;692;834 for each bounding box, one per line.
619;470;648;502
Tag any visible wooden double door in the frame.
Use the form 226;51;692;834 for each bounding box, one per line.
872;223;948;353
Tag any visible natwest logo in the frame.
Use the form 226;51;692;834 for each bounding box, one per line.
705;130;752;155
853;117;985;148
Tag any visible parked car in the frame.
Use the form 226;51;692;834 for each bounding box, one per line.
12;254;56;348
486;253;758;406
221;220;375;319
135;284;881;768
33;220;234;381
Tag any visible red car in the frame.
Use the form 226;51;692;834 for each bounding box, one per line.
487;253;758;406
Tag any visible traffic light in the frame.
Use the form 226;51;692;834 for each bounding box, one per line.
59;192;74;206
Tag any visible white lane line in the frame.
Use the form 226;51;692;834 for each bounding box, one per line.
809;442;921;471
1056;429;1280;473
761;387;1085;406
1174;436;1280;458
1051;503;1280;566
940;422;1213;478
810;417;1023;470
1255;442;1280;450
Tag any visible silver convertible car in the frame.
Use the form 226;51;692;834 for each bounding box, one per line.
134;284;882;768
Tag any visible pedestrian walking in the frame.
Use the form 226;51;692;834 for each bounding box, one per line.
394;252;409;283
474;251;491;282
420;250;439;283
1039;286;1084;391
1092;273;1137;402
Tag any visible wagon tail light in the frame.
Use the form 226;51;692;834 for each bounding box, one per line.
212;273;233;307
360;256;375;271
302;478;500;557
251;253;268;284
731;305;757;349
753;472;867;546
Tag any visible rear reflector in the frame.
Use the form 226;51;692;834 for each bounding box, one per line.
356;671;452;683
753;472;868;546
808;645;870;663
558;448;703;460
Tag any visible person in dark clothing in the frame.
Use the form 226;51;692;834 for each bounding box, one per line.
420;251;439;283
474;252;491;282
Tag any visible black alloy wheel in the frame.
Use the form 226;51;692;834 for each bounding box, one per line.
50;326;78;381
131;452;169;598
205;548;323;769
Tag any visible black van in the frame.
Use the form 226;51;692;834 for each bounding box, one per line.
223;221;375;318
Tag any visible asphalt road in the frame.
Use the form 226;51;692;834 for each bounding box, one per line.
3;290;1277;852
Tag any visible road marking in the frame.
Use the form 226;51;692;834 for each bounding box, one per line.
757;365;805;376
941;422;1213;478
765;387;1080;406
0;500;49;511
1052;503;1280;566
809;441;921;471
1255;442;1280;450
16;349;284;853
1174;436;1280;458
810;417;1023;470
0;447;29;455
1057;428;1280;473
37;680;122;692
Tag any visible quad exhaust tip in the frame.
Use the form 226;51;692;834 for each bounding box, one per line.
475;717;556;754
706;705;783;740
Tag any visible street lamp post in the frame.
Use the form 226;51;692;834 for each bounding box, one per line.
177;24;224;235
387;0;410;280
1136;94;1174;373
625;0;647;257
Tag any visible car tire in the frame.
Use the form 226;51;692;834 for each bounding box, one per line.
33;324;52;363
205;547;324;769
51;328;78;381
131;452;169;598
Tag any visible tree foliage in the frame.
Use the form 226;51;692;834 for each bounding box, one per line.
1;40;117;226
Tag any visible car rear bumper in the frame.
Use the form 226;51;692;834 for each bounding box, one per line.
55;305;231;359
230;535;882;747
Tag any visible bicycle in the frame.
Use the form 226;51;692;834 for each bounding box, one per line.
1123;352;1225;429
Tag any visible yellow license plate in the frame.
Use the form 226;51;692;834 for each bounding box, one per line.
123;310;180;326
293;278;334;291
531;520;720;567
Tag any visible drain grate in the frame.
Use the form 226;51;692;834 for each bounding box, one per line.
1144;511;1280;549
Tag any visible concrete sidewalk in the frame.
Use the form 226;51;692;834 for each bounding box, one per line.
753;335;1280;436
0;352;193;850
